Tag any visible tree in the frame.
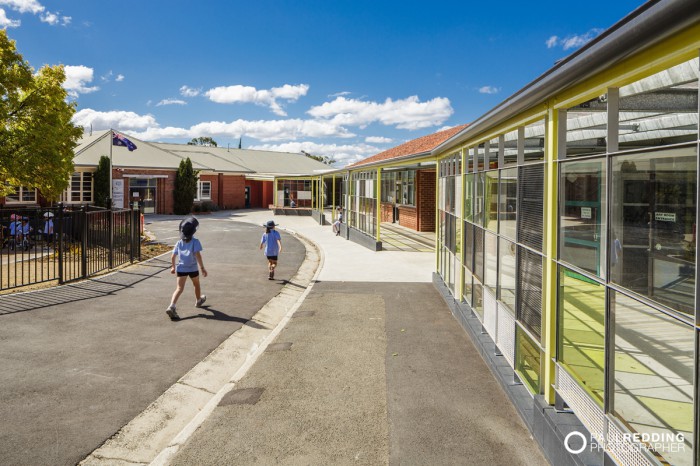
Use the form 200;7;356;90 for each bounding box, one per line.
301;150;336;166
0;30;83;200
187;137;218;147
173;157;198;215
93;156;111;208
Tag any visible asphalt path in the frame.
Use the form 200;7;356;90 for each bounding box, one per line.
0;216;304;466
171;282;547;465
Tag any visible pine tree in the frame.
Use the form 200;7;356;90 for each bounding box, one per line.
93;156;111;208
173;157;198;215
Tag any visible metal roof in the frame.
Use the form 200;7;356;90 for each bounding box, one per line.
74;131;330;176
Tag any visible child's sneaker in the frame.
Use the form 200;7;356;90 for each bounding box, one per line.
165;304;180;321
195;295;207;308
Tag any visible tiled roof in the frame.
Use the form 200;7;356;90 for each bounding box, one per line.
348;123;469;168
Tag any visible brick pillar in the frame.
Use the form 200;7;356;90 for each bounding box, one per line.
417;169;436;232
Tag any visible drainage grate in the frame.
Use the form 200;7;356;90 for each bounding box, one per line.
266;342;293;352
218;387;265;406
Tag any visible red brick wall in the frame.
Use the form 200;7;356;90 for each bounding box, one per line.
220;175;246;209
417;169;435;232
398;206;418;230
380;202;394;223
262;181;273;208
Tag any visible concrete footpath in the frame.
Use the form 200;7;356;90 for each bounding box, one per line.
1;209;548;465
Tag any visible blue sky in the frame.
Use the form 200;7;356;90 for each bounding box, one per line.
4;0;645;166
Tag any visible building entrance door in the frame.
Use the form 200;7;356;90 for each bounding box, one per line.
129;178;157;213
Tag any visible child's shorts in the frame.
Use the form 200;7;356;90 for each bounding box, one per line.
177;271;200;278
266;255;278;261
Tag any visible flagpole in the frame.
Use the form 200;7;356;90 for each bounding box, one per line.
109;128;113;207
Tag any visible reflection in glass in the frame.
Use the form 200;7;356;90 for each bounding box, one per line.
619;57;699;152
558;268;605;406
484;171;499;233
560;160;606;277
463;266;473;307
464;174;474;223
488;138;499;169
612;291;694;466
516;326;541;395
499;168;517;240
610;147;696;315
524;119;545;161
498;238;516;314
565;96;608;157
473;280;484;321
475;173;485;226
503;129;518;166
484;232;498;293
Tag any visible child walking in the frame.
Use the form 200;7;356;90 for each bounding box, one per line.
166;217;208;321
260;220;282;280
332;206;343;236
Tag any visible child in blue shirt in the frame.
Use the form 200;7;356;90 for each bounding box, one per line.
259;220;282;280
166;217;208;321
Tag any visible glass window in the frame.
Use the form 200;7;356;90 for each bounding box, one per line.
196;181;211;201
474;172;484;226
499;167;517;241
558;268;606;406
524;119;545;162
484;232;498;293
473;280;484;321
488;137;499;169
516;326;541;395
474;227;484;282
518;164;544;252
484;170;499;233
610;146;696;315
464;174;474;223
499;238;516;314
463;266;473;307
619;57;699;152
566;96;608;157
560;160;606;276
5;185;36;203
612;291;694;466
503;129;518;166
518;246;543;340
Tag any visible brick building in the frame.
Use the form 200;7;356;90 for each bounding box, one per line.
1;130;330;214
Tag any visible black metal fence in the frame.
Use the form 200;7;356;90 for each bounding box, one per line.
0;202;142;291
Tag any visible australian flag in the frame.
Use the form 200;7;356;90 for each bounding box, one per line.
112;132;137;151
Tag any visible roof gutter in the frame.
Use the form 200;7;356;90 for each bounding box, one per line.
433;0;700;155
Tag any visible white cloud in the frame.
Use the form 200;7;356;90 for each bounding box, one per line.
39;10;56;24
63;65;99;97
365;136;393;144
546;29;603;50
0;0;43;14
478;86;499;94
0;8;20;27
329;91;351;98
72;109;158;131
307;95;453;130
0;1;70;26
156;98;187;106
180;85;201;97
115;74;124;82
204;83;310;116
72;106;355;142
249;141;380;168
